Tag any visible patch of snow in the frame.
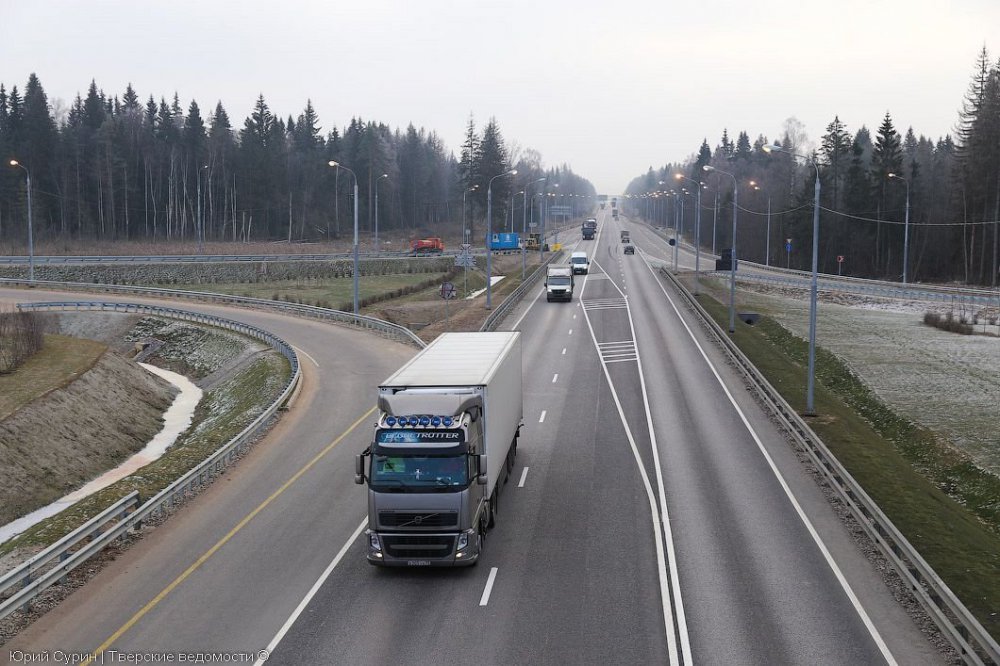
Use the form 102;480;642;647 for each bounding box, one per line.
466;276;506;299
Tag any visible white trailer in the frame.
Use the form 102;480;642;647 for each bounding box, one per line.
357;332;523;566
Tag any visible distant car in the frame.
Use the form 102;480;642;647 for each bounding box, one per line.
624;245;635;255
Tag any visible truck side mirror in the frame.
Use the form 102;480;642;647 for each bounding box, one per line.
477;455;488;485
355;453;366;484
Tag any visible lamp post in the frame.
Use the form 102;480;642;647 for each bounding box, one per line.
463;184;478;246
676;173;703;292
486;168;517;309
374;173;388;252
750;180;771;266
328;161;360;316
888;172;910;284
703;165;738;333
462;185;478;297
9;160;33;281
197;164;208;254
763;142;821;415
523;177;546;280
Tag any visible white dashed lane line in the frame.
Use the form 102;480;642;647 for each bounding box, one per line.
518;467;529;487
539;410;547;423
479;567;499;606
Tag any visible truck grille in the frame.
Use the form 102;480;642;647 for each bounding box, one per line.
382;535;456;559
379;511;458;528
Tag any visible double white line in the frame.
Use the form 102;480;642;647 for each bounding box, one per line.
579;224;692;665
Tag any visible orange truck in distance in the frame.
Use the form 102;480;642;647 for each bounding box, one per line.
410;237;445;255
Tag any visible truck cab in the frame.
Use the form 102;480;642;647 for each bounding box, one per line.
570;251;590;275
545;265;574;302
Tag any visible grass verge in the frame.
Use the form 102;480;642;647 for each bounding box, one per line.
0;335;106;420
0;353;290;558
163;273;450;310
696;292;1000;637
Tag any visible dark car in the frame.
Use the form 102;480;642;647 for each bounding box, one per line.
624;245;635;255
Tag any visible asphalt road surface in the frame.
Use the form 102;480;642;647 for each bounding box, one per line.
1;209;942;665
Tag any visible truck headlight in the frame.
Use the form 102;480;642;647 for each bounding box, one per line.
369;534;382;552
456;533;469;550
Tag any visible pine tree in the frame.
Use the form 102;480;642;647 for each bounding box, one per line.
820;116;851;209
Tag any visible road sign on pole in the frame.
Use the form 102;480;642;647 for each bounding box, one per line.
440;281;456;300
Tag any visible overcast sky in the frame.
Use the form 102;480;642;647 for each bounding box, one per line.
2;0;997;193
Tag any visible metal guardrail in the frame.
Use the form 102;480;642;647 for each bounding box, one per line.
0;492;140;618
0;301;302;621
732;264;1000;309
0;278;425;348
0;251;472;265
658;266;1000;665
480;251;564;332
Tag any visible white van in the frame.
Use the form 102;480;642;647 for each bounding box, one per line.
570;251;589;275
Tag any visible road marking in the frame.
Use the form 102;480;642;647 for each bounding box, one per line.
253;520;366;665
580;259;685;665
511;285;545;330
573;314;577;319
539;410;547;423
292;345;320;368
518;467;529;488
561;348;566;355
568;328;573;335
640;254;897;666
479;567;499;606
551;373;558;383
81;406;378;665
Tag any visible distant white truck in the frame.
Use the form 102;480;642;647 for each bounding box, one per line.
356;332;523;567
570;251;590;275
545;265;574;302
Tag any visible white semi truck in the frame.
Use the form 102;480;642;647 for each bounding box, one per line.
356;332;523;567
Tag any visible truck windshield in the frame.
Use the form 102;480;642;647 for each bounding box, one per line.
571;257;586;264
548;276;571;286
370;454;469;491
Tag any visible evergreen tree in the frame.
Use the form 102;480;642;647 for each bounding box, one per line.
820;116;851;209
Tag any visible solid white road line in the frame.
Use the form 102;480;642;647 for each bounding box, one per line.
551;374;558;383
581;258;682;666
639;253;898;666
510;286;545;330
292;345;320;368
518;467;529;488
479;567;499;606
253;519;366;665
539;410;547;423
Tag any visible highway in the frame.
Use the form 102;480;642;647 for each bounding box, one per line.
1;208;943;664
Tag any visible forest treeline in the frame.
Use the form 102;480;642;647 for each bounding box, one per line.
624;47;1000;286
0;76;594;250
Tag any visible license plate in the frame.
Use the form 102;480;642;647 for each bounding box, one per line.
407;560;431;566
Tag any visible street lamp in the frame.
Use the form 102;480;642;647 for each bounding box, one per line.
197;164;208;254
486;168;517;309
523;177;546;280
328;160;360;316
374;173;388;251
888;172;911;284
676;173;703;293
9;160;34;281
703;165;738;334
763;142;821;415
463;184;478;245
750;181;772;267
